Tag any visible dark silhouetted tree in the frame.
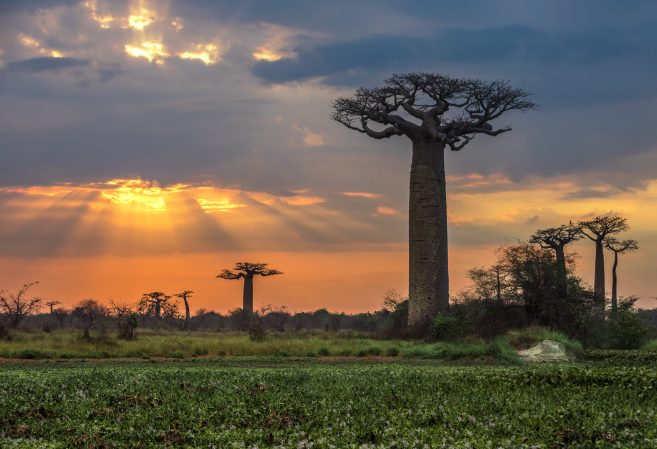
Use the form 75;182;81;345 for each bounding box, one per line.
604;238;639;318
45;300;61;315
217;262;283;313
332;73;534;328
138;291;171;319
0;282;42;328
173;290;194;329
110;300;139;340
530;223;582;294
579;216;628;318
72;298;108;340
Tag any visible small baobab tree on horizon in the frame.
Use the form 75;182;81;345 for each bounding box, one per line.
332;72;535;328
138;291;171;320
604;237;639;318
579;215;628;318
46;300;62;315
217;262;283;314
173;290;194;329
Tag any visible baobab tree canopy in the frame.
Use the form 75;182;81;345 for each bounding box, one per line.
217;263;283;280
217;262;283;314
331;73;535;148
332;73;534;329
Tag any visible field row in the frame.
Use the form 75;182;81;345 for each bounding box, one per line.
1;362;656;448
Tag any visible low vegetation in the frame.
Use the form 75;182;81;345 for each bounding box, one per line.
1;361;655;448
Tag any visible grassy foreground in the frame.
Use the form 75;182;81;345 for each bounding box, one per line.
1;360;656;448
0;329;522;362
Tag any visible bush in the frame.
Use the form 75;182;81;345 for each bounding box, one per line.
318;347;330;356
366;346;382;356
386;347;400;357
248;321;266;342
608;312;650;349
192;347;209;357
431;314;460;340
17;349;52;359
0;324;12;341
168;351;185;359
642;339;657;352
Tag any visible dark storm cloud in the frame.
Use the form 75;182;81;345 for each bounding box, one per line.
252;25;656;88
1;0;657;197
6;57;90;73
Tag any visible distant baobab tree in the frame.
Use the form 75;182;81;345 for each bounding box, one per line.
332;72;534;328
173;290;194;329
604;237;639;317
579;216;628;318
217;262;283;314
139;291;171;319
530;223;582;294
45;300;62;315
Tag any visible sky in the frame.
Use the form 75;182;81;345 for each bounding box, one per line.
1;0;656;312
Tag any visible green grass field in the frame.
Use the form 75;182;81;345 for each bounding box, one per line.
0;329;524;362
1;359;656;448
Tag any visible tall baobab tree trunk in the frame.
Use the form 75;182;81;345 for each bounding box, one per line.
183;298;190;328
408;139;449;326
611;251;619;318
243;274;254;313
155;301;161;319
593;238;606;318
554;245;568;296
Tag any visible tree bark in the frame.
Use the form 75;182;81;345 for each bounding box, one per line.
243;274;254;314
593;239;606;318
555;245;568;297
184;299;190;329
408;139;449;328
611;251;618;318
155;301;161;319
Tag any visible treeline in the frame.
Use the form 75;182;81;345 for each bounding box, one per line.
0;291;406;341
433;215;650;349
0;215;653;348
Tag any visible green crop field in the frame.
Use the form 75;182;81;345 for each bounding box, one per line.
1;360;656;448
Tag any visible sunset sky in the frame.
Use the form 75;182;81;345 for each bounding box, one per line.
1;0;656;313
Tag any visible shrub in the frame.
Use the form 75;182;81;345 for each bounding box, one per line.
168;351;185;359
431;314;460;340
366;346;382;356
17;349;52;359
608;312;650;349
192;347;209;357
386;347;400;357
248;321;266;342
318;347;330;356
642;339;657;352
0;324;12;341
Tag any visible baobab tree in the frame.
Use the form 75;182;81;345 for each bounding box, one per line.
138;291;171;319
332;72;534;327
0;282;42;328
604;238;639;317
217;262;283;314
46;300;61;315
579;215;628;318
173;290;194;329
530;223;582;294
